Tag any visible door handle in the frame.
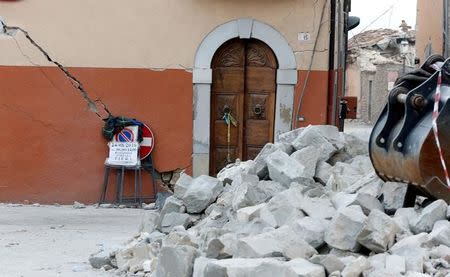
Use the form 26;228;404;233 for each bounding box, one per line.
253;104;263;116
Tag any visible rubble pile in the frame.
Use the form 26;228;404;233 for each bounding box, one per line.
89;125;450;277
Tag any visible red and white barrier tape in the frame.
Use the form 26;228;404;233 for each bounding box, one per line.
432;71;450;189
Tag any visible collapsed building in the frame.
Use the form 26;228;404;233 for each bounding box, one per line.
346;28;416;123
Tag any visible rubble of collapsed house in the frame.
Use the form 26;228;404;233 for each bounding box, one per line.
347;28;416;71
89;125;450;277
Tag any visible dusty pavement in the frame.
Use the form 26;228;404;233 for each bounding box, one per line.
0;204;144;277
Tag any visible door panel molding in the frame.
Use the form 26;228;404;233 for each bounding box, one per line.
193;18;297;177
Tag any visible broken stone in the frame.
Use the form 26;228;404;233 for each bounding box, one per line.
385;254;406;274
235;226;317;259
292;126;337;161
410;199;447;234
265;150;308;186
328;157;374;192
357;209;399;253
182;175;223;213
236;203;266;223
332;193;383;215
89;248;114;269
138;211;160;234
115;241;152;272
217;160;257;185
154;245;198;277
429;220;450;247
285;258;326;277
429;245;450;259
299;195;336;220
381;182;408;214
259;201;305;228
315;161;332;184
252;143;286;178
193;257;288;277
324;205;367;252
389;233;431;273
290;146;320;179
447;205;450;219
341;133;368;157
160;212;191;234
278;127;305;144
174;173;193;199
343;172;383;197
309;254;345;275
341;256;369;277
73;201;86;209
160;196;185;218
290;217;329;248
155;192;173;210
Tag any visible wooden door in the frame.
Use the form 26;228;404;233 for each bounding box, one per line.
210;39;277;175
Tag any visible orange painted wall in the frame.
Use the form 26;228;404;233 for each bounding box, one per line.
293;70;330;128
0;66;192;204
0;66;329;204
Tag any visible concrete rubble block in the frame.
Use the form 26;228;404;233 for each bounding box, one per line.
252;143;286;178
300;195;337;220
365;269;399;277
154;245;198;277
193;257;288;277
429;245;450;259
162;228;198;248
309;125;344;148
155;191;173;210
385;254;406;274
89;247;115;269
315;161;333;185
357;209;399;253
429;220;450;247
285;258;326;277
410;199;447;234
259;201;305;228
73;201;86;209
181;175;223;213
139;211;160;234
292;126;337;161
343;172;383;197
332;192;383;215
230;173;259;187
160;212;191;234
389;233;431;273
366;253;387;272
290;146;320;179
274;142;295;155
236;203;266;223
235;226;317;259
217;160;257;185
309;254;345;275
247;180;288;205
341;133;368;157
324;205;367;252
116;241;152;272
331;192;358;211
160;196;185;217
381;182;408;213
278;127;305;144
290;217;329;248
231;182;251;211
265;150;309;186
341;256;369;277
173;173;193;199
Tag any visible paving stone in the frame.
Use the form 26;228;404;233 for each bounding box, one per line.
357;209;399;253
182;175;223;213
309;254;345;274
291;146;320;179
410;199;447;234
381;182;408;214
154;245;198;277
429;220;450;247
265;150;309;186
324;205;367;252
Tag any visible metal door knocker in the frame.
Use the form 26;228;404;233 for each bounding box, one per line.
223;105;231;115
254;104;263;116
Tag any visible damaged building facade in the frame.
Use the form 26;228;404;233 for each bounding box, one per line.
346;29;416;123
0;0;351;203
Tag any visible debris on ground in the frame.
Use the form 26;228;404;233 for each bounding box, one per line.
89;125;450;277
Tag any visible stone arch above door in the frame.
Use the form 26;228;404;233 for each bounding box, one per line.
192;18;297;177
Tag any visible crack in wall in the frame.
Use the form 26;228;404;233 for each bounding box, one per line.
0;104;64;134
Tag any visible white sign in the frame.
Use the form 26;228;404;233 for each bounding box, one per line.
107;142;139;166
298;32;311;42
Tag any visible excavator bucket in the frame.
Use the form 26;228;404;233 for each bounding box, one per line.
369;55;450;204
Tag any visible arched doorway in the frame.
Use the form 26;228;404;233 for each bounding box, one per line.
209;38;277;175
